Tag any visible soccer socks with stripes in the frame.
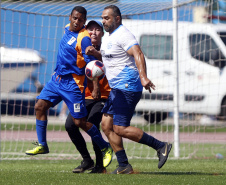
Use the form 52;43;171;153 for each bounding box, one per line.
116;150;129;167
36;119;48;147
139;132;165;150
87;125;108;150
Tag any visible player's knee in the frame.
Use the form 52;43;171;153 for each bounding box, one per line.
101;121;107;132
35;101;46;113
101;125;109;136
73;119;83;128
101;120;112;135
65;118;78;132
113;125;125;137
73;117;90;132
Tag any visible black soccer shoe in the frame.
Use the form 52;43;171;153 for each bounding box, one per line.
157;142;172;169
89;166;107;174
111;164;134;174
72;159;94;173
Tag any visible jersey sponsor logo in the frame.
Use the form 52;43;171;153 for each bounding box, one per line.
67;37;76;45
101;50;113;58
74;103;80;112
104;54;113;58
107;42;112;49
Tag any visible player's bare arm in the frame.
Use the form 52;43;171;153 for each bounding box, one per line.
85;46;102;61
91;78;101;100
127;45;155;93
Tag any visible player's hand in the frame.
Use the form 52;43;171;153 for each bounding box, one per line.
85;46;102;61
141;78;155;93
85;46;96;55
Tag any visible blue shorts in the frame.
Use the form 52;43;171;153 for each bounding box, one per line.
102;88;142;126
37;73;87;119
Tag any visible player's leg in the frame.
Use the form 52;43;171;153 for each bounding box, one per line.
113;89;172;169
113;125;163;147
101;90;133;174
71;116;113;168
86;99;107;173
114;125;171;168
65;112;94;173
101;113;133;174
64;79;112;168
101;114;123;152
25;99;52;155
26;75;62;155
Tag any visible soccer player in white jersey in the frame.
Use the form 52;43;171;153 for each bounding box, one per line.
100;5;172;174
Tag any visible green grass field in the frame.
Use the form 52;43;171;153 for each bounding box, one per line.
1;122;226;184
1;141;226;185
1;141;226;159
0;159;225;185
2;123;226;132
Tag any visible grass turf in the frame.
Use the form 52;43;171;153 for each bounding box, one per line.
1;141;226;159
2;123;226;132
0;159;225;185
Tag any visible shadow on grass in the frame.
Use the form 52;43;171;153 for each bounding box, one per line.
139;172;225;176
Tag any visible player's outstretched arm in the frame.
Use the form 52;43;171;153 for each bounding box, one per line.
85;46;102;61
127;45;155;93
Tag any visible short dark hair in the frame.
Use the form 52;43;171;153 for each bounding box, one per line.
71;6;87;19
104;5;122;21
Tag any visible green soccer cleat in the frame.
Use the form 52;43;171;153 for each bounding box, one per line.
25;142;49;155
101;144;113;168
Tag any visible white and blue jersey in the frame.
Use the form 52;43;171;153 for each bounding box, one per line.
101;25;143;126
100;25;143;92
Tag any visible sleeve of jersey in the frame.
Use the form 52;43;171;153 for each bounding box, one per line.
120;31;139;51
81;36;97;63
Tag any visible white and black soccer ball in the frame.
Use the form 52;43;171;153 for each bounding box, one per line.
85;60;106;81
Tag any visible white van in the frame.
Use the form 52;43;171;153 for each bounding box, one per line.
122;20;226;123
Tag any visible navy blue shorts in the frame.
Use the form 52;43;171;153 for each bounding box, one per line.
102;88;142;126
37;73;87;119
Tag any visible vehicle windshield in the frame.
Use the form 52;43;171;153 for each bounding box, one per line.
140;35;173;60
189;33;226;69
218;32;226;46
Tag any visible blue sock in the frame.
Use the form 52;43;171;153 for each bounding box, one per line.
87;125;108;150
36;119;48;147
116;150;128;167
139;132;165;150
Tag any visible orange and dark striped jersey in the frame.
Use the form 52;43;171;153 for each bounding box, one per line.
84;44;111;99
85;76;111;99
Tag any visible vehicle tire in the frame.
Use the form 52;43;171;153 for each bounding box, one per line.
144;112;167;124
156;112;167;123
219;98;226;120
144;113;155;124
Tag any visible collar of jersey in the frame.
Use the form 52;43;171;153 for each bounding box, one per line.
65;25;85;33
109;24;123;36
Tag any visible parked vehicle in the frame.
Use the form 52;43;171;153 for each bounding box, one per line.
123;20;226;123
1;46;45;95
1;47;45;115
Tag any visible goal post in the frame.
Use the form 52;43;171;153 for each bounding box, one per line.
173;0;180;158
1;0;226;160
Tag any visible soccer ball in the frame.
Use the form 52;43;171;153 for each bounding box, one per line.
85;60;106;81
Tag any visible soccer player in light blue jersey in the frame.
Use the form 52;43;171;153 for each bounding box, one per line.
100;5;172;174
25;6;113;168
